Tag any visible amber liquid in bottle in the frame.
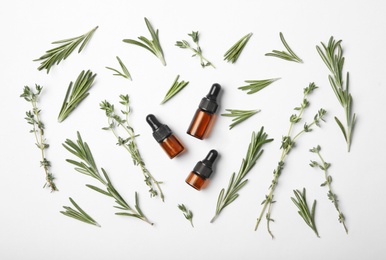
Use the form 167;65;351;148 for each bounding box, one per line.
185;149;218;190
187;83;221;140
146;114;185;159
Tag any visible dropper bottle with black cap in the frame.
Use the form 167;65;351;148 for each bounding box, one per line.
146;114;185;159
185;149;218;190
187;83;221;140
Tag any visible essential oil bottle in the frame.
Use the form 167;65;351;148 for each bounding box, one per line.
187;83;221;140
185;149;218;190
146;114;185;159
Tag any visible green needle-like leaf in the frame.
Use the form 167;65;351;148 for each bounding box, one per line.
106;56;132;80
224;33;252;63
58;70;97;122
34;26;98;73
266;32;303;63
123;17;166;66
291;188;319;237
178;204;194;227
60;197;101;227
161;75;189;104
238;78;280;94
221;109;261;129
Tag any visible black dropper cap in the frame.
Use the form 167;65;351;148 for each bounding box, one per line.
192;149;218;179
146;114;172;143
198;83;221;114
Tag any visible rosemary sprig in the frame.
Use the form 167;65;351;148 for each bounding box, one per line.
34;26;98;73
223;33;252;63
178;204;194;227
291;188;319;237
20;85;58;192
100;95;164;201
63;132;153;225
176;31;215;68
161;75;189;104
254;83;326;238
265;32;303;63
58;70;97;122
310;145;348;233
211;127;273;223
106;56;132;80
123;17;166;66
238;78;280;94
221;109;261;129
60;197;101;227
316;37;356;152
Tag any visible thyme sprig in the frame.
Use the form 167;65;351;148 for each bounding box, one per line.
34;26;98;73
63;132;153;225
178;204;194;227
211;127;273;223
310;145;348;233
238;78;280;94
221;109;261;129
161;75;189;104
106;56;132;80
100;95;164;201
58;70;97;122
265;32;303;63
60;197;101;227
224;33;253;63
291;188;319;237
21;85;58;192
123;17;166;66
254;83;326;238
176;31;215;68
316;37;356;152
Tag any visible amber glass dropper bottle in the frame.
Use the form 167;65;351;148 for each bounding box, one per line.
146;114;185;159
187;83;221;140
186;149;218;190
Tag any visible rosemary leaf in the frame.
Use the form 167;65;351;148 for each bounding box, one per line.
211;127;273;223
123;17;166;66
60;197;101;227
63;132;153;225
178;204;194;227
221;109;261;129
316;37;356;152
20;85;58;192
265;32;303;63
58;70;97;122
291;188;319;237
224;33;252;63
106;56;132;80
161;75;189;104
34;26;98;73
238;78;280;94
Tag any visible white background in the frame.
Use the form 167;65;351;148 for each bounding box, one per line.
1;0;385;259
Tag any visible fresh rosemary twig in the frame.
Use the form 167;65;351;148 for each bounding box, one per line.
60;197;101;227
20;85;58;192
176;31;215;68
63;132;153;225
211;127;273;223
34;26;98;73
254;83;326;238
316;37;356;152
265;32;303;63
238;78;280;94
178;204;194;227
223;33;253;63
58;70;97;122
310;145;348;233
123;17;166;66
221;109;261;129
291;188;319;237
161;75;189;104
106;56;132;80
100;95;164;201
